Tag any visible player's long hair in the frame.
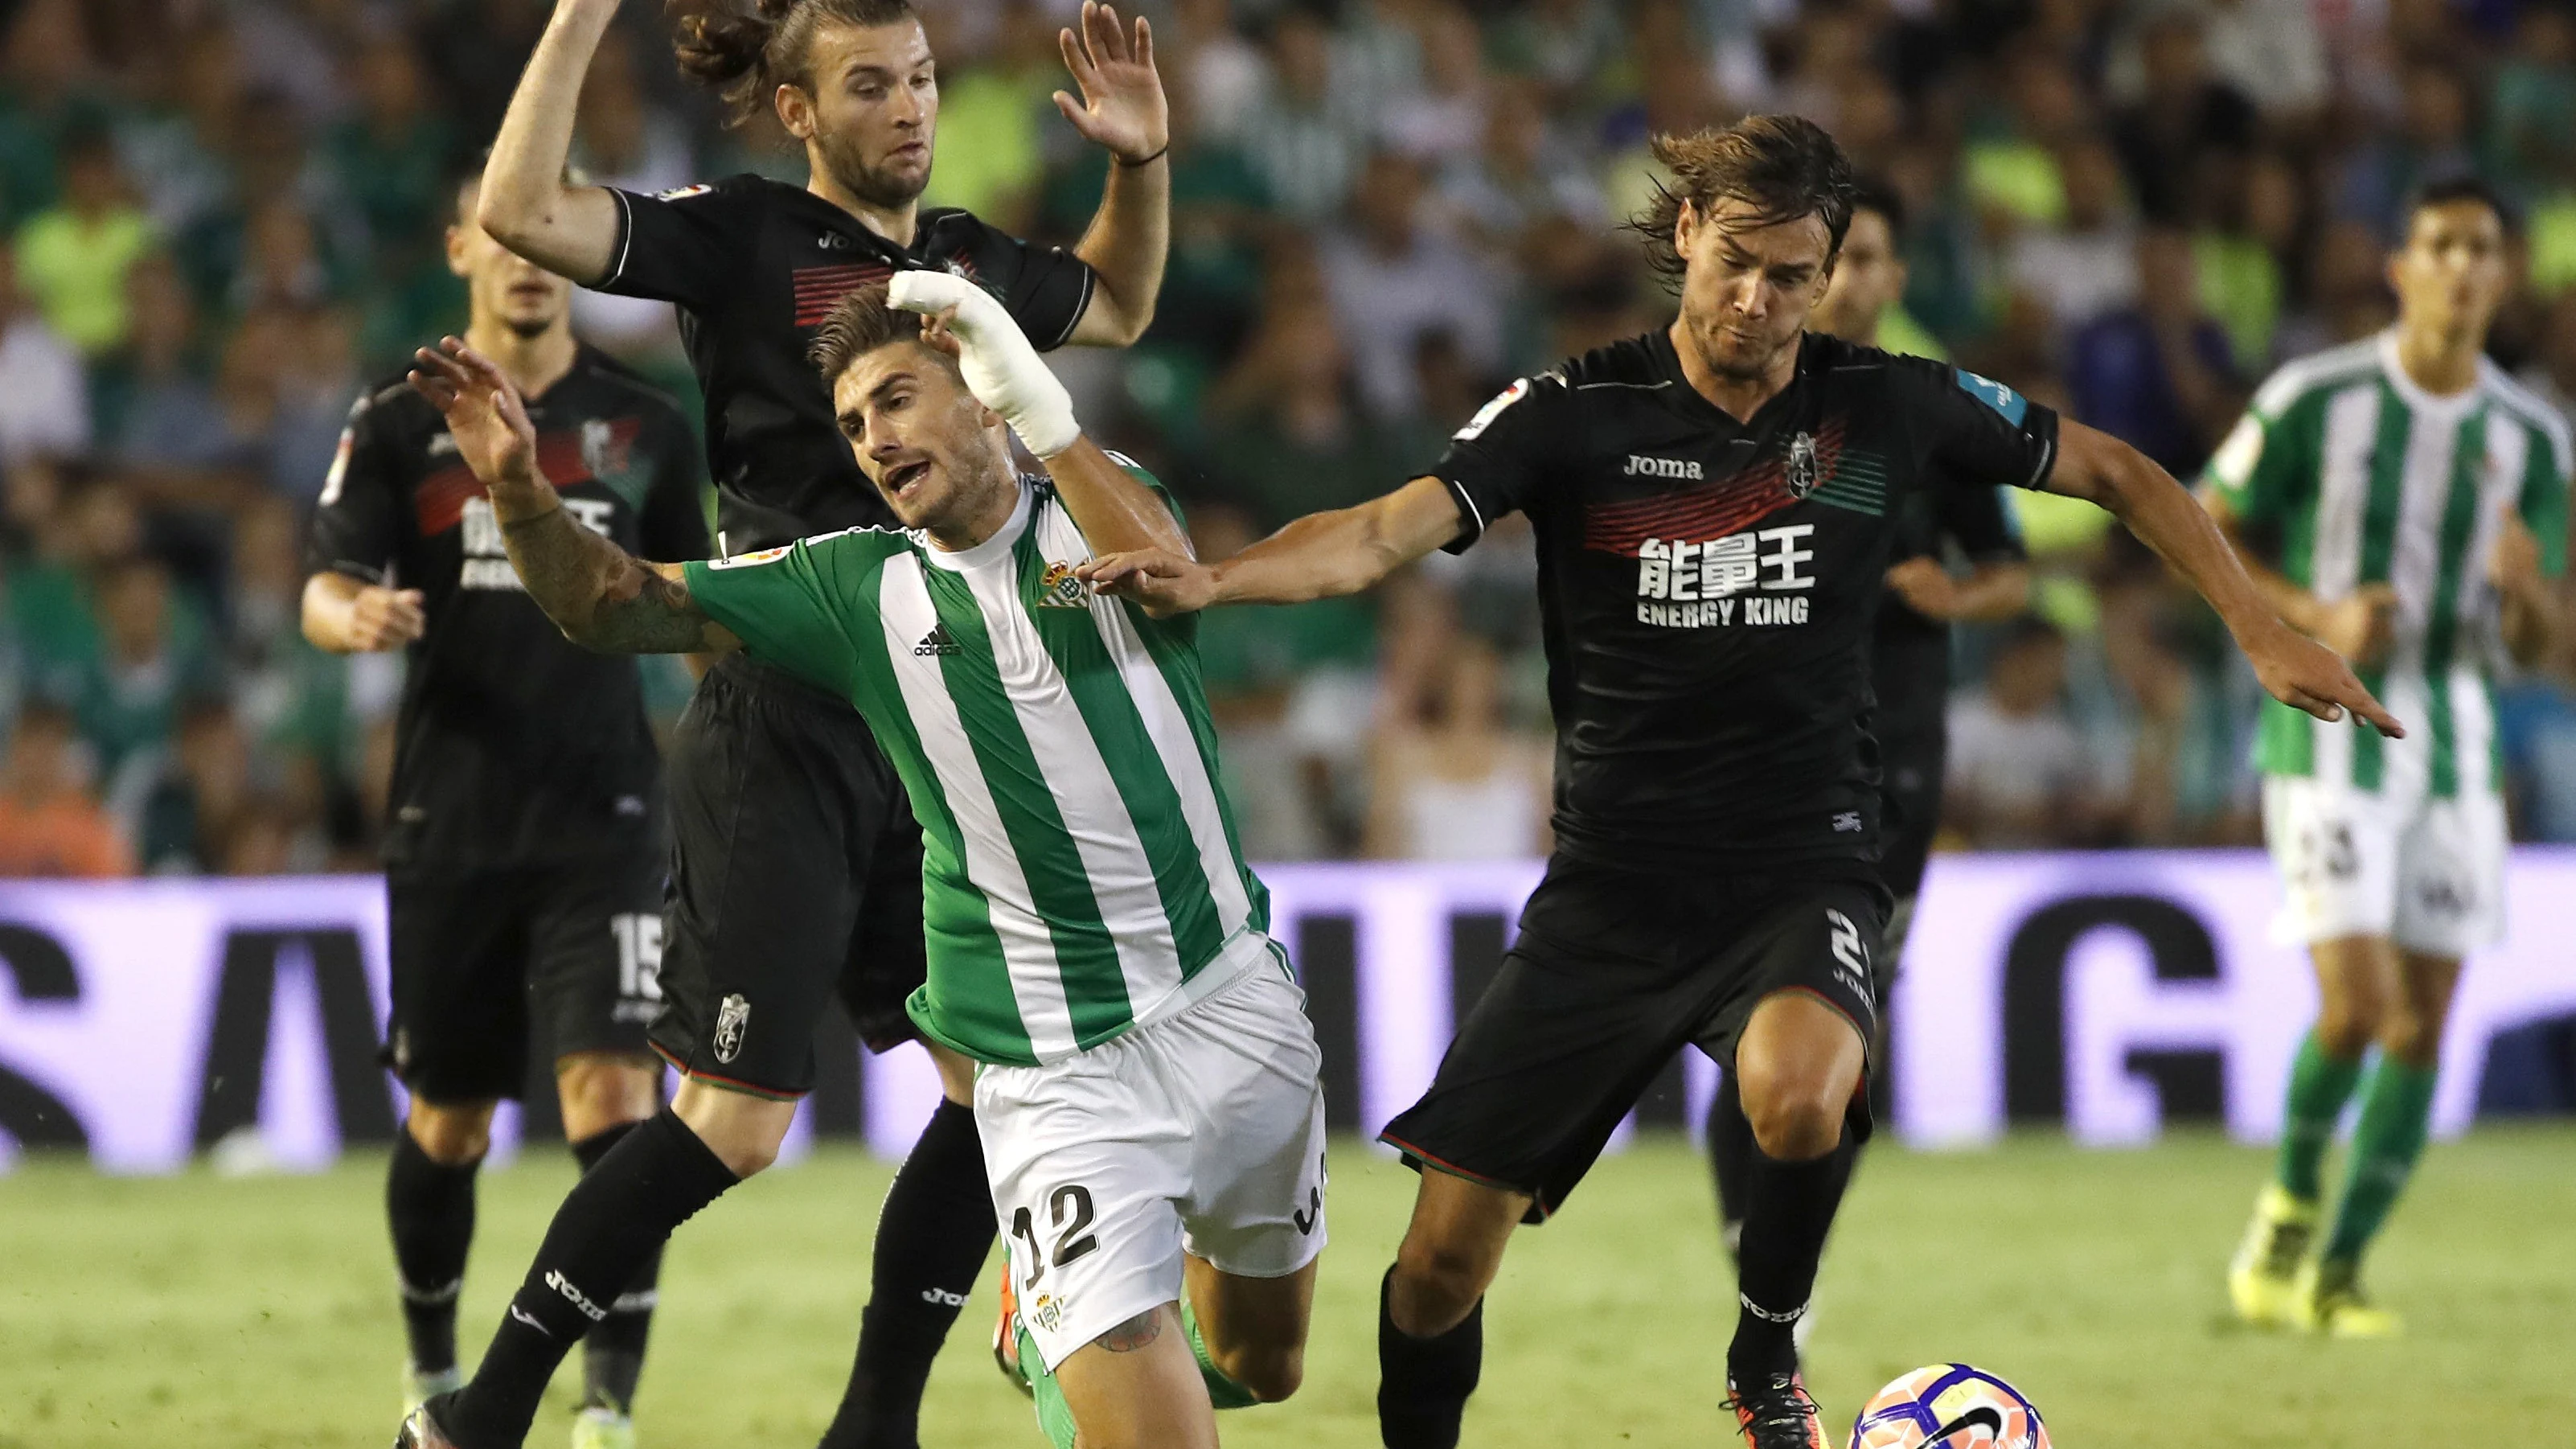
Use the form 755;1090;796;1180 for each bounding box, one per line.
673;0;919;127
1627;115;1858;285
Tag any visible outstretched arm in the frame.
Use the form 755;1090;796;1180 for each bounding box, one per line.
406;339;738;655
2048;420;2401;735
478;0;627;282
2197;488;2400;666
1078;476;1465;615
1055;2;1169;346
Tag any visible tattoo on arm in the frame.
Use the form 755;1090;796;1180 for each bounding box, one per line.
498;507;723;654
1094;1308;1165;1353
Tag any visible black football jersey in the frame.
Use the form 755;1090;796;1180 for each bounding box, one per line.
306;347;712;868
1433;329;2059;870
1873;474;2029;750
595;174;1098;552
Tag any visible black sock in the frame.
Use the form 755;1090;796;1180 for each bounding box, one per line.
1728;1131;1855;1383
569;1121;662;1416
442;1110;736;1448
818;1098;995;1449
388;1131;481;1376
1707;1071;1754;1259
1377;1266;1483;1449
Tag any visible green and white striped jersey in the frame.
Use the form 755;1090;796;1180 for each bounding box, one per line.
681;469;1274;1067
2201;330;2571;797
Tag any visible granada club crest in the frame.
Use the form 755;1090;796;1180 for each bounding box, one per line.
1786;431;1819;499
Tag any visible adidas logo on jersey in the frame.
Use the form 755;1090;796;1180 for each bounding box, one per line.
915;623;962;656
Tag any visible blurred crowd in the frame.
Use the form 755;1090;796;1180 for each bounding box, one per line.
7;0;2576;878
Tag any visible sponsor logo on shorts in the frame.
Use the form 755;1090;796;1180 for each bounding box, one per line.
1832;811;1863;833
1035;560;1088;608
655;183;714;201
1826;909;1871;1005
712;993;752;1063
545;1270;609;1323
1293;1185;1322;1236
1028;1291;1064;1335
921;1287;969;1307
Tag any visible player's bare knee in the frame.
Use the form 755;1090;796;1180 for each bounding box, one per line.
1393;1234;1496;1326
1216;1340;1304;1402
2378;1008;2441;1069
2315;993;2384;1057
406;1102;496;1165
1745;1088;1842;1162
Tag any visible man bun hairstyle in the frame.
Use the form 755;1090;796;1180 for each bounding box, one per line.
1629;114;1858;283
810;281;916;386
673;0;920;128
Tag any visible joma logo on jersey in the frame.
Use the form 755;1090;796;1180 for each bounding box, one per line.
1036;561;1088;608
1634;524;1815;627
1624;454;1703;479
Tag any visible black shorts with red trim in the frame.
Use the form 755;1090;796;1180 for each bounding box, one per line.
1379;855;1886;1221
649;655;929;1100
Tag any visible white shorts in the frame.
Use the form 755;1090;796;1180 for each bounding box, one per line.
2261;774;2507;957
975;956;1328;1371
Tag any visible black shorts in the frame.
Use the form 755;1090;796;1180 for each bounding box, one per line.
650;655;929;1099
384;852;665;1103
1379;856;1887;1221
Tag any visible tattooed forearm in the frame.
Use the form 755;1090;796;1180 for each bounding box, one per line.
1094;1308;1165;1353
498;506;719;654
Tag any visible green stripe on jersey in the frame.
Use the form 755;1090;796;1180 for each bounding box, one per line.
921;559;1139;1048
1012;525;1231;971
2422;409;2487;797
2348;382;2414;791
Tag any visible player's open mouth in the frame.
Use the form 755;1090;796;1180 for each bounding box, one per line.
884;459;933;496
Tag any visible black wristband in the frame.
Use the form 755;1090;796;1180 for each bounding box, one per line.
1115;144;1170;168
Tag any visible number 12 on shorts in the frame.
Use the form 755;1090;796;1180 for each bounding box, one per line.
1011;1184;1099;1289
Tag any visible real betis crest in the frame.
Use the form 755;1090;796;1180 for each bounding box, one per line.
1036;560;1088;608
1786;431;1819;499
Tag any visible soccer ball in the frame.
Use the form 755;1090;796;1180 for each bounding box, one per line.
1848;1365;2049;1449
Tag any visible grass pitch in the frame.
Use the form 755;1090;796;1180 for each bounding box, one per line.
2;1129;2570;1448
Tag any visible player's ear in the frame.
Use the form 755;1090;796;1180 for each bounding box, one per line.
775;82;816;142
445;224;470;280
1673;199;1697;257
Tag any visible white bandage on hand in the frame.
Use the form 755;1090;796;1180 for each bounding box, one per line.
888;269;1081;458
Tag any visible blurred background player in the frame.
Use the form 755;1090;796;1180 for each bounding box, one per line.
301;174;709;1448
398;273;1325;1449
430;1;1171;1446
1700;179;2032;1266
1080;114;2393;1449
2208;176;2570;1337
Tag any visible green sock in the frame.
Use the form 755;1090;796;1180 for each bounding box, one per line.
1183;1298;1261;1410
2275;1032;2367;1201
2324;1057;2439;1265
1019;1324;1079;1449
